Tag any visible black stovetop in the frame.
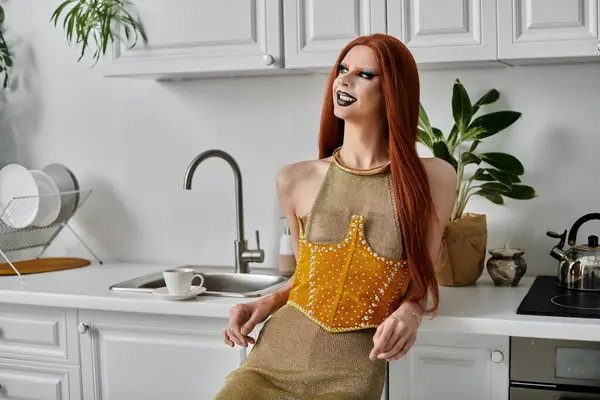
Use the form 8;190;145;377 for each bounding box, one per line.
516;275;600;319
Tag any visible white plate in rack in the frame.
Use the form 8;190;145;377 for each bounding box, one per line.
42;163;79;224
0;164;39;228
29;170;62;227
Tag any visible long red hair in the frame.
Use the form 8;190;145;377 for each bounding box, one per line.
318;34;439;314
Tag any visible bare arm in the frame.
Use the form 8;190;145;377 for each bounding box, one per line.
254;165;301;314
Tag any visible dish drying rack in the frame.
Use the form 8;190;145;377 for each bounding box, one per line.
0;189;102;281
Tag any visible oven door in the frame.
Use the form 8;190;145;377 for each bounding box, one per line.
511;337;600;388
511;387;600;399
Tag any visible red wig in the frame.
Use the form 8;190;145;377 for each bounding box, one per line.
318;34;439;314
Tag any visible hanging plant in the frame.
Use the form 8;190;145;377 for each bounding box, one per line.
418;79;537;221
0;5;13;88
51;0;148;65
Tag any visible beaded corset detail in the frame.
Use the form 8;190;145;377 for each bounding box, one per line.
287;214;410;333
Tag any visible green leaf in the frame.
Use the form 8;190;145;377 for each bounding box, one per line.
462;126;486;142
432;141;458;170
461;152;481;166
469;140;481;152
504;185;537;199
504;170;521;183
471;169;494;181
474;189;504;205
0;6;5;24
447;124;459;151
431;127;445;141
467;111;521;140
50;0;148;65
452;79;473;135
479;152;525;175
485;168;513;188
417;128;432;148
51;1;74;25
419;103;433;134
479;182;511;193
472;89;500;114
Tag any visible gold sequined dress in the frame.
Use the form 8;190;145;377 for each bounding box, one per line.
215;162;411;400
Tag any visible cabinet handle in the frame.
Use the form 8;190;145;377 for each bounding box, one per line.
597;41;600;51
77;322;89;334
262;54;275;66
490;350;504;363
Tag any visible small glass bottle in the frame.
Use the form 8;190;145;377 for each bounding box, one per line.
278;218;296;277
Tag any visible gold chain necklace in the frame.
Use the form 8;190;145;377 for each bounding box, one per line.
332;147;391;176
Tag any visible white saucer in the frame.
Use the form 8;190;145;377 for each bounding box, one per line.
152;286;206;301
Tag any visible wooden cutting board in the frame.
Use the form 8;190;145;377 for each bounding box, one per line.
0;258;91;276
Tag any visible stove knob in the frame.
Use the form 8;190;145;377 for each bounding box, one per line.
490;350;504;363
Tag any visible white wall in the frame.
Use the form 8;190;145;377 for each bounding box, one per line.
3;1;600;277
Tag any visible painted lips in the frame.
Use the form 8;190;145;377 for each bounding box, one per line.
336;90;357;107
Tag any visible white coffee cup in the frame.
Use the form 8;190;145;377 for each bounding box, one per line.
163;268;205;295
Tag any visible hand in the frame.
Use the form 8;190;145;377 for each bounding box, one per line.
223;300;273;348
369;302;422;361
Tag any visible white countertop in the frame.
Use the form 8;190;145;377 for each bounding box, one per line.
1;262;599;341
0;262;252;318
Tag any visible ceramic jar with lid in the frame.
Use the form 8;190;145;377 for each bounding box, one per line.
486;244;527;287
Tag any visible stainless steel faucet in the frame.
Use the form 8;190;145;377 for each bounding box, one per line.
184;149;264;274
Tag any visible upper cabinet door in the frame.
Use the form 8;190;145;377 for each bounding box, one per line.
284;0;387;70
388;0;499;65
106;0;284;78
498;0;600;62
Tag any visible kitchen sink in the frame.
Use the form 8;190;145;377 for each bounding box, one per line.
109;266;288;298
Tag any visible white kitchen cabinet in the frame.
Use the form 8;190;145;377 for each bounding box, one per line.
498;0;600;63
106;0;284;79
389;332;509;400
283;0;387;69
78;310;244;400
0;359;81;400
387;0;500;66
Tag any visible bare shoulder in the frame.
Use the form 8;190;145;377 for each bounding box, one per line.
276;158;331;215
421;157;457;189
276;159;326;192
420;157;457;219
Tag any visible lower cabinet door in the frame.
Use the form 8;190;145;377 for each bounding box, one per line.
387;332;509;400
78;310;244;400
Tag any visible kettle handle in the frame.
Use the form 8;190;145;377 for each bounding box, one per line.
567;213;600;246
546;230;567;249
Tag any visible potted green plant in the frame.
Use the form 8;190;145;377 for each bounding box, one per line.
0;1;145;89
418;79;537;286
51;0;148;65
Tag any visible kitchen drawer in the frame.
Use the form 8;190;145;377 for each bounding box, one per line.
0;304;79;364
0;359;81;400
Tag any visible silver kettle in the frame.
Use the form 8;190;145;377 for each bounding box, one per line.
547;213;600;291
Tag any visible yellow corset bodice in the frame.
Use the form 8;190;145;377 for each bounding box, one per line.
287;214;410;333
